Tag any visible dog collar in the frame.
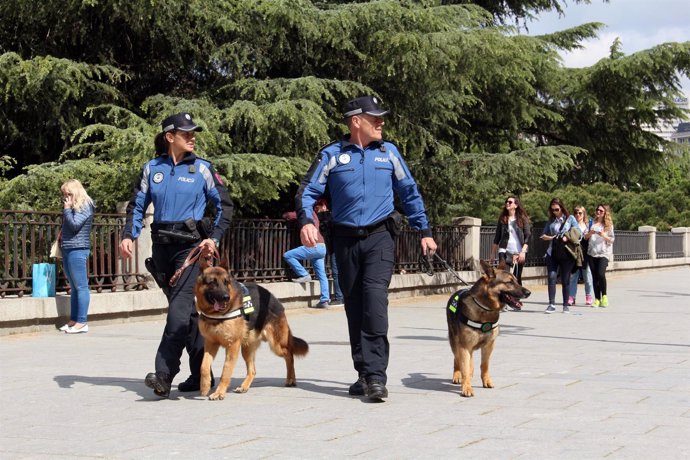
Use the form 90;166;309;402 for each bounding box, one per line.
198;283;255;321
471;296;493;312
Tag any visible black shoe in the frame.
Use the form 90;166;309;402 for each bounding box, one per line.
348;376;367;396
367;381;388;401
145;371;171;398
177;375;215;392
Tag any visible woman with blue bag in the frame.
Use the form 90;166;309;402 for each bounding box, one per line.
540;198;580;314
58;179;95;334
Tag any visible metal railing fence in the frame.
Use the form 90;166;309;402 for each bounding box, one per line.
1;211;470;297
656;232;684;259
0;211;145;298
612;231;649;262
480;226;656;263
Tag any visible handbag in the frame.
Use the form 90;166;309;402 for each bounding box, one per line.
49;240;62;259
32;263;56;297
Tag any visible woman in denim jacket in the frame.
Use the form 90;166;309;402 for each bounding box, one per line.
58;179;95;333
540;198;580;314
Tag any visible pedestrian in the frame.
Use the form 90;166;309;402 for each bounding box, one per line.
568;205;594;306
314;200;344;306
295;95;437;401
586;204;615;307
282;199;330;308
119;112;233;398
489;195;531;287
58;179;95;334
541;198;580;314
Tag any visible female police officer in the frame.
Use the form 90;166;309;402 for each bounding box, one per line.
296;96;437;401
119;112;233;398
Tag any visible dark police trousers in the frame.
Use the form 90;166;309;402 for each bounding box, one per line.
152;242;205;381
333;229;395;384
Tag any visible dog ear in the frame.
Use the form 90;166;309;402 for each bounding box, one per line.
219;254;230;270
479;259;493;277
496;258;507;272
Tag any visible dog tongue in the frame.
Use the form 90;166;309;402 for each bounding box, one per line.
213;301;224;312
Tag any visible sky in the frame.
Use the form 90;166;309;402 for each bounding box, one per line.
524;0;690;98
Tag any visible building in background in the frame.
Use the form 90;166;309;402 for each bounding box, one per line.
643;95;689;143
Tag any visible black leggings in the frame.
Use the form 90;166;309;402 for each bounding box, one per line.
589;256;609;299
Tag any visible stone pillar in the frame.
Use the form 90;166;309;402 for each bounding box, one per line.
638;225;656;260
453;216;482;271
670;227;690;257
117;201;154;286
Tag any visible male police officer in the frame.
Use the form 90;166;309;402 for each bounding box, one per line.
296;96;437;401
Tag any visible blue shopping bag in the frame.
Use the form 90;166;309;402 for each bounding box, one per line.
32;263;56;297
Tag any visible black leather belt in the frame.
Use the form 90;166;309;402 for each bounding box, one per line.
331;220;388;238
152;222;190;232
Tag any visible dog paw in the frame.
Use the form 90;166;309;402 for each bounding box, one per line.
208;392;225;400
460;385;474;397
284;380;296;387
482;379;494;389
233;386;249;393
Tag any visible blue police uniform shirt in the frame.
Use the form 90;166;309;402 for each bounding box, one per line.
296;138;432;236
124;153;228;240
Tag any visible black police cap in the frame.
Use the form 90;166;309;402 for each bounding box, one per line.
342;96;390;118
161;112;203;133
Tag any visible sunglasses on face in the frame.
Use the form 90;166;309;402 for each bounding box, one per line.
551;207;561;212
596;208;605;213
575;211;583;215
505;200;514;204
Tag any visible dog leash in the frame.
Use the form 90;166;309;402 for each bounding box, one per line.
419;253;471;287
169;245;220;287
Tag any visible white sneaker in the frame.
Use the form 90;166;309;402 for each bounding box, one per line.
544;304;556;314
58;324;72;331
66;324;89;334
293;275;311;283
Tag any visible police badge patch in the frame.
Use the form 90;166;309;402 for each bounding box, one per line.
153;172;164;184
338;153;351;165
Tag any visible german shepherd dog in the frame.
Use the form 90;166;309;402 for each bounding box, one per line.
446;259;530;397
194;263;309;400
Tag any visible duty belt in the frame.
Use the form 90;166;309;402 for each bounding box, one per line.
331;220;388;238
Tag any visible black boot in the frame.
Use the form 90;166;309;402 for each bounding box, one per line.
145;371;172;398
348;376;367;396
367;380;388;401
177;373;215;392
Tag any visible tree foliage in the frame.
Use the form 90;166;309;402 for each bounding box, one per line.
1;0;688;229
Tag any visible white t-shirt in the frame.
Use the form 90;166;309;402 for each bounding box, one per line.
505;218;521;254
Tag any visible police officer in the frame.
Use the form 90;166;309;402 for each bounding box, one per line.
296;96;437;401
119;112;233;398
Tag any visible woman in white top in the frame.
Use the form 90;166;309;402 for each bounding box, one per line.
585;204;615;307
568;206;594;306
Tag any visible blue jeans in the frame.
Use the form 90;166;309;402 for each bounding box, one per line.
545;254;575;307
284;243;329;303
62;248;91;323
330;253;344;301
568;263;593;299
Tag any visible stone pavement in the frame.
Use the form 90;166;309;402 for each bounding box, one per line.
1;266;689;459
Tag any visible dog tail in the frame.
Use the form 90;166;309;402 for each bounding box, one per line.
290;332;309;357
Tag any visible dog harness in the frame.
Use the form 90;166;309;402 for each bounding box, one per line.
447;289;498;333
198;283;255;321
